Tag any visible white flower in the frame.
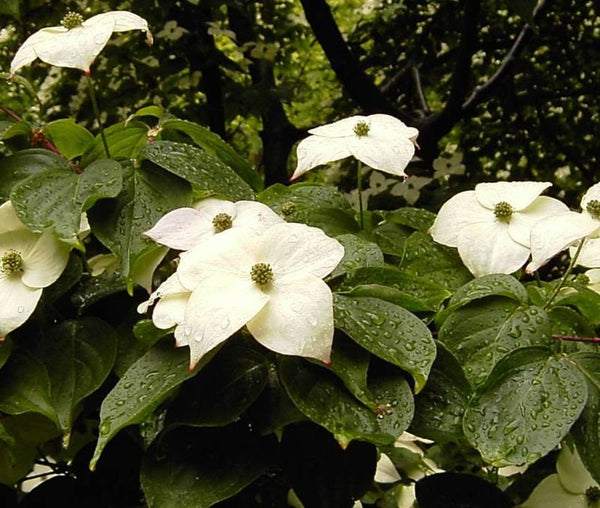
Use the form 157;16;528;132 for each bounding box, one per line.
522;444;600;508
527;182;600;273
584;268;600;294
10;10;152;75
0;201;70;338
137;273;190;330
429;181;568;277
143;198;284;251
292;114;419;180
169;222;344;368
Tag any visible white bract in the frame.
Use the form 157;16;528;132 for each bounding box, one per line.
143;198;283;251
522;444;600;508
10;10;152;75
0;201;70;338
429;181;568;277
527;182;600;273
292;114;419;180
168;222;344;369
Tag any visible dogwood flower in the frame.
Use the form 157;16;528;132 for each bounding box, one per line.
429;181;568;277
10;10;152;75
292;114;419;180
527;182;600;273
143;198;283;251
0;201;70;338
171;222;344;368
522;444;600;507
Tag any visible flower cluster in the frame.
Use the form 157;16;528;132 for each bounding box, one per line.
139;199;345;369
0;201;70;338
292;114;419;180
429;181;571;276
10;10;152;75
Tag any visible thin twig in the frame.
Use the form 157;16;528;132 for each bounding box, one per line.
552;335;600;343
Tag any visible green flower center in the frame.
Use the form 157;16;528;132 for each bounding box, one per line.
250;263;274;286
353;121;370;137
281;202;297;216
61;11;84;29
212;213;233;232
586;486;600;505
586;200;600;220
576;273;591;285
1;250;23;275
494;201;513;222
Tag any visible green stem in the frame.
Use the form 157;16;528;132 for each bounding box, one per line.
357;160;364;229
543;239;585;311
85;73;110;158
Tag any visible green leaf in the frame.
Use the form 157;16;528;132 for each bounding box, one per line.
0;0;19;18
258;183;359;235
81;121;149;167
133;319;173;348
340;265;451;312
36;318;118;437
380;207;436;232
139;140;254;201
0;120;30;142
439;298;552;386
88;162;190;284
161;117;262;191
0;337;12;372
369;221;413;256
141;425;274;507
556;282;600;326
464;347;587;466
0;148;68;201
166;345;269;428
90;341;203;470
0;353;58;425
330;234;384;278
410;344;471;443
44;119;94;160
571;353;600;483
548;306;597;354
70;270;127;310
401;232;472;291
334;294;436;393
11;159;122;246
436;274;528;326
0;414;60;487
279;357;411;447
329;335;375;409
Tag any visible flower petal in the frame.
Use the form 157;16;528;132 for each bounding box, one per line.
291;135;352;180
30;24;113;72
20;232;70;288
0;201;27;234
457;221;530;276
308;116;367;137
174;272;269;368
257;223;344;279
574;237;600;268
580;182;600;210
153;292;190;330
246;274;333;363
475;181;552;211
348;136;415;177
557;445;598;495
192;198;236;217
137;273;187;314
177;228;260;291
232;201;284;230
0;274;42;337
368;114;418;142
144;208;214;250
509;196;570;247
374;453;401;483
521;474;586;508
527;212;598;273
429;191;489;247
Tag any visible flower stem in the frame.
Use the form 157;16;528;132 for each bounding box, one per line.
357;160;364;229
85;73;110;158
543;239;585;311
